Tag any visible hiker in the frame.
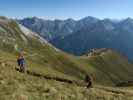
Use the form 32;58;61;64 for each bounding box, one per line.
17;49;26;73
85;74;93;88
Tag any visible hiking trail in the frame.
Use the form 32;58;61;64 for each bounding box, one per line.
15;67;87;87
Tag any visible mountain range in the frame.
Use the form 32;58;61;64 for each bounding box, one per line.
18;17;133;61
18;16;99;40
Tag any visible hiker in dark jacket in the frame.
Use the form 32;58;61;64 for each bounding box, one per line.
85;74;93;88
17;50;26;73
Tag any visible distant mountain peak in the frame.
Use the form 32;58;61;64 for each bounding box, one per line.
122;17;133;23
83;16;98;20
65;18;75;22
80;16;99;22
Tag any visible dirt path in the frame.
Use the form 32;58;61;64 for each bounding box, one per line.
15;67;87;87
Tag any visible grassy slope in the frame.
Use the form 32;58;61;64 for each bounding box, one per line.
1;52;133;100
78;50;133;86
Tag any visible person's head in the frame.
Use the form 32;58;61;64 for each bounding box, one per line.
19;48;24;53
18;49;24;56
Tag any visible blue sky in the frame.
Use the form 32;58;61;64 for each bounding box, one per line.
0;0;133;19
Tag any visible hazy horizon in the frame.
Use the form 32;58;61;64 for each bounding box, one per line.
8;16;133;21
